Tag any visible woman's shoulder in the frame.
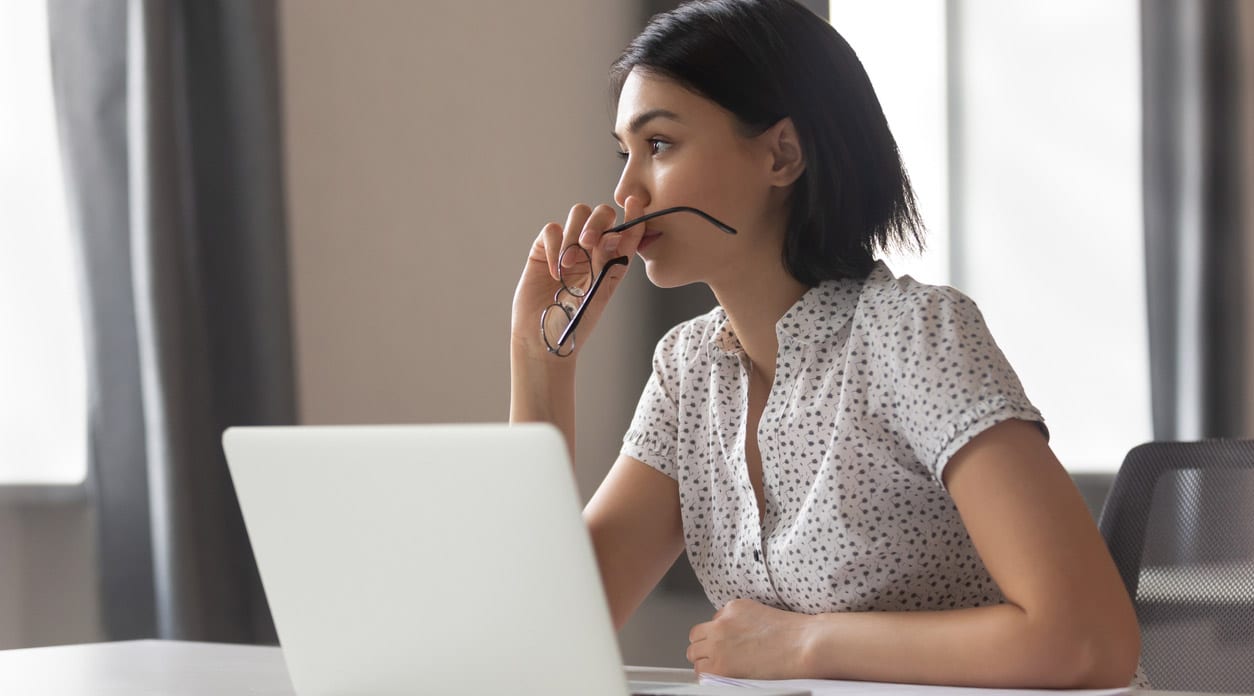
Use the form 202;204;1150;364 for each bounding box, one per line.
857;263;1009;379
859;262;984;328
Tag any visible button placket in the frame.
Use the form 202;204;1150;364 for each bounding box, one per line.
758;338;792;525
755;339;796;610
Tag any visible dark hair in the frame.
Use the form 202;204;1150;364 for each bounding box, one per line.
610;0;923;284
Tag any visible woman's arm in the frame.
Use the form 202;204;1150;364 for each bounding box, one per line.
508;199;643;460
687;419;1139;686
584;455;686;630
797;419;1140;688
509;340;578;460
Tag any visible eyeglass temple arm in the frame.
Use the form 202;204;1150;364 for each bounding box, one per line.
602;205;737;236
557;256;629;348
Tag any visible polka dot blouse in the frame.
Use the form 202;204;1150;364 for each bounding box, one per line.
620;260;1047;615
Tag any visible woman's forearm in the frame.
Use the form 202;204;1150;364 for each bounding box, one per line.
800;602;1137;689
509;341;578;462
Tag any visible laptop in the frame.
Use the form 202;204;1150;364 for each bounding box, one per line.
223;423;810;696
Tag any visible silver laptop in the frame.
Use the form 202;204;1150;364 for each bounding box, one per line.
223;423;809;696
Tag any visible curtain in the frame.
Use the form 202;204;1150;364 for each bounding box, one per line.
48;0;294;642
1141;0;1254;563
1143;0;1253;442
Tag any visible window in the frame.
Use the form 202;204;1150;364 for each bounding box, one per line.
0;2;89;485
831;0;1151;472
830;0;950;287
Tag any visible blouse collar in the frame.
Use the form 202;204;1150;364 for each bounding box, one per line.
707;261;885;355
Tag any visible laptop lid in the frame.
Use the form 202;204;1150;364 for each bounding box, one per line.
223;423;629;696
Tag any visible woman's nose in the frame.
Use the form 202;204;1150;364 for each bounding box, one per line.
613;161;649;211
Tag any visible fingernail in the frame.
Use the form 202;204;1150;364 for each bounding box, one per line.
604;236;619;254
561;253;575;268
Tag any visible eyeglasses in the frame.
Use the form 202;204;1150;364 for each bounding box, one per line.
541;206;737;356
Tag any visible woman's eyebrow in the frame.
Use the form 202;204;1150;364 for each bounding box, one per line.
611;108;682;141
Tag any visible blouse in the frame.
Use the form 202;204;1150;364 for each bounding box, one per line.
620;260;1047;615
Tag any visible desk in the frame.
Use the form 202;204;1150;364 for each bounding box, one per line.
0;640;1229;696
0;641;293;695
0;640;700;695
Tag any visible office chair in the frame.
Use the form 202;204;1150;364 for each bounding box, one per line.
1098;440;1254;693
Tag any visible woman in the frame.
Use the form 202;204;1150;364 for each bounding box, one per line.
509;0;1140;687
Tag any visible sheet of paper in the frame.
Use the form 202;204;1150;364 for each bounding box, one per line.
698;674;1132;696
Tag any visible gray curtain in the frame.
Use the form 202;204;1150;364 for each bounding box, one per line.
48;0;294;643
1143;0;1253;442
1141;0;1254;564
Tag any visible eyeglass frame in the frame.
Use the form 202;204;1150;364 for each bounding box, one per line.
542;205;737;356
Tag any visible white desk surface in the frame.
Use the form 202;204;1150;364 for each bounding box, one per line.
0;640;701;695
0;639;1230;696
0;640;293;696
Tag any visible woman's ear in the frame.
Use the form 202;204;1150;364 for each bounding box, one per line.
763;117;805;187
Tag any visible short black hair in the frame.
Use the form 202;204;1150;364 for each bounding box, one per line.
610;0;923;284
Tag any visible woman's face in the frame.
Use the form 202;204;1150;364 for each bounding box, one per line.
613;69;787;289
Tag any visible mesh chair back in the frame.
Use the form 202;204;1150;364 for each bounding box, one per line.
1098;440;1254;693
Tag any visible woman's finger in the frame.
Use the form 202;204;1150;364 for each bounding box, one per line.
691;655;712;674
688;622;705;644
561;204;592;262
539;222;563;280
579;204;619;266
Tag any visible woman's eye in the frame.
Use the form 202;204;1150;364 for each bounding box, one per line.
616;140;671;161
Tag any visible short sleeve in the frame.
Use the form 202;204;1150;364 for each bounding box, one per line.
620;327;684;479
891;287;1048;486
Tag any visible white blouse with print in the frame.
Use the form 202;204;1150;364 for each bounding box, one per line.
620;260;1047;615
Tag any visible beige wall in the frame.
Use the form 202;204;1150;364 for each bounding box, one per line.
0;508;21;648
281;0;652;500
0;500;102;650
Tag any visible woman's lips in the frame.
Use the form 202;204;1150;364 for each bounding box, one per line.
638;228;664;252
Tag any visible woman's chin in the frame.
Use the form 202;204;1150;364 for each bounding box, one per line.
642;260;696;289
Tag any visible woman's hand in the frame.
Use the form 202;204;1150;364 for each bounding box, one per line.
510;196;647;361
686;599;817;680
